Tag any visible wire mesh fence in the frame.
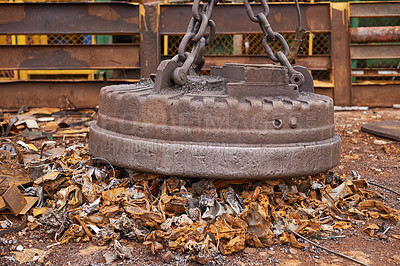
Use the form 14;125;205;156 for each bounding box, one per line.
354;59;400;69
164;33;331;56
47;34;92;45
352;59;400;83
163;32;332;81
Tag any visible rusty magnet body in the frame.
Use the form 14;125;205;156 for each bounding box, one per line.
89;0;341;179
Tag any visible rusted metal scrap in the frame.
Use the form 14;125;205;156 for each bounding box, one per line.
2;185;27;215
89;0;340;179
0;139;397;262
27;146;399;256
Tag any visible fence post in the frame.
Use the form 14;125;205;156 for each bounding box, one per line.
331;2;352;106
140;1;160;78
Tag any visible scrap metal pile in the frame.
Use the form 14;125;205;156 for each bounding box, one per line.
0;108;399;264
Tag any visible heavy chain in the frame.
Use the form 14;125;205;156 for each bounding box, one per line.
243;0;305;87
157;0;307;89
171;0;218;85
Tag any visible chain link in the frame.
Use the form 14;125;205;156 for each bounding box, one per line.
243;0;304;86
160;0;306;88
172;0;218;85
276;51;305;87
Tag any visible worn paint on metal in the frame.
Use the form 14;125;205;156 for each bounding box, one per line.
350;2;400;18
0;45;140;70
351;44;400;60
140;3;160;78
0;3;139;35
160;3;331;34
351;26;400;43
352;84;400;107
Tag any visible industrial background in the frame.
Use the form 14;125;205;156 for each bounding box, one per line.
0;0;399;108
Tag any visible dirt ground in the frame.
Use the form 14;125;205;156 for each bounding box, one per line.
0;107;399;266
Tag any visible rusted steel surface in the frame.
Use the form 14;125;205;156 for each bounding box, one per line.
159;3;331;34
351;44;400;60
140;4;160;78
350;26;400;43
350;2;400;18
0;80;131;108
0;2;139;35
361;121;400;141
197;55;331;70
90;63;341;179
2;185;27;215
352;84;400;107
331;2;352;106
0;45;140;70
